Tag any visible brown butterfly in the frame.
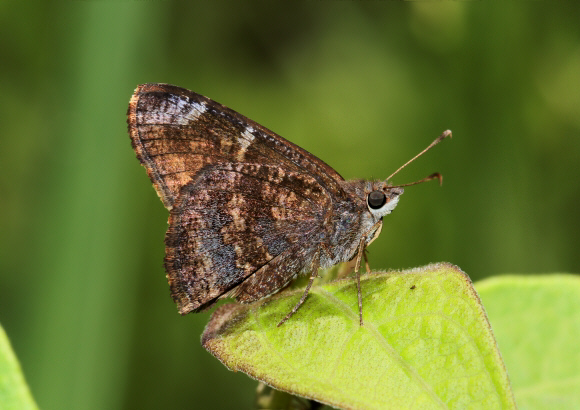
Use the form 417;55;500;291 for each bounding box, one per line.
127;83;450;326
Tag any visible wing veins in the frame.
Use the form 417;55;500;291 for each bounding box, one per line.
181;189;319;216
222;233;320;300
206;166;325;210
137;110;345;199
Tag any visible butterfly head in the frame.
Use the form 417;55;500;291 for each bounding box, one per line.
366;183;404;220
360;130;451;225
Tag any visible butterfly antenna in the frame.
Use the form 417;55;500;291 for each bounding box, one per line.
385;130;452;182
389;172;443;188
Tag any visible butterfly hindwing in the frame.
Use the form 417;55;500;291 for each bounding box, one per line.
165;163;332;314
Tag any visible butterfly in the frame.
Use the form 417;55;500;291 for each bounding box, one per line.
127;83;450;326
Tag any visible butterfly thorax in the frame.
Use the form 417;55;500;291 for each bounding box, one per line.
313;179;402;271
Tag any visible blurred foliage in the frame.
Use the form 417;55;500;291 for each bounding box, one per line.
0;1;579;409
0;324;38;410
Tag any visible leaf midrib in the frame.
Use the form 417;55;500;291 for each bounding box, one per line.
316;288;448;409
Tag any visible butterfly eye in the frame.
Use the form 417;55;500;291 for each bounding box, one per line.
367;190;387;209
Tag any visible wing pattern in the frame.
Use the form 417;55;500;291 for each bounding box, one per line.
128;83;346;209
165;163;331;313
127;84;349;313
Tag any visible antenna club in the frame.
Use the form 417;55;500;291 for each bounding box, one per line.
429;172;443;186
388;172;443;189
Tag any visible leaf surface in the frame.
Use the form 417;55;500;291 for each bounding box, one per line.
203;263;515;409
477;274;580;409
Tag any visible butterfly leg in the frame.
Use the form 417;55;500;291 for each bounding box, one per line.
277;253;320;327
353;220;383;326
353;239;365;326
363;249;371;274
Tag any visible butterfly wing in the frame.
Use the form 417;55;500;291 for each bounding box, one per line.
165;163;331;313
128;84;352;313
128;83;347;209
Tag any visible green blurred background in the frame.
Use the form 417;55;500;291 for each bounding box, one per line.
1;1;579;409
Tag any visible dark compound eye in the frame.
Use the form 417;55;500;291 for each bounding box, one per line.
367;190;387;209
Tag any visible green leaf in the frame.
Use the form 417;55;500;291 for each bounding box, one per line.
0;324;38;410
476;274;580;409
202;263;515;409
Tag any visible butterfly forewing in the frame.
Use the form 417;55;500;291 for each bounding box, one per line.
128;83;347;209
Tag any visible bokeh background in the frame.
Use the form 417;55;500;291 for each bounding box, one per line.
1;1;580;409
